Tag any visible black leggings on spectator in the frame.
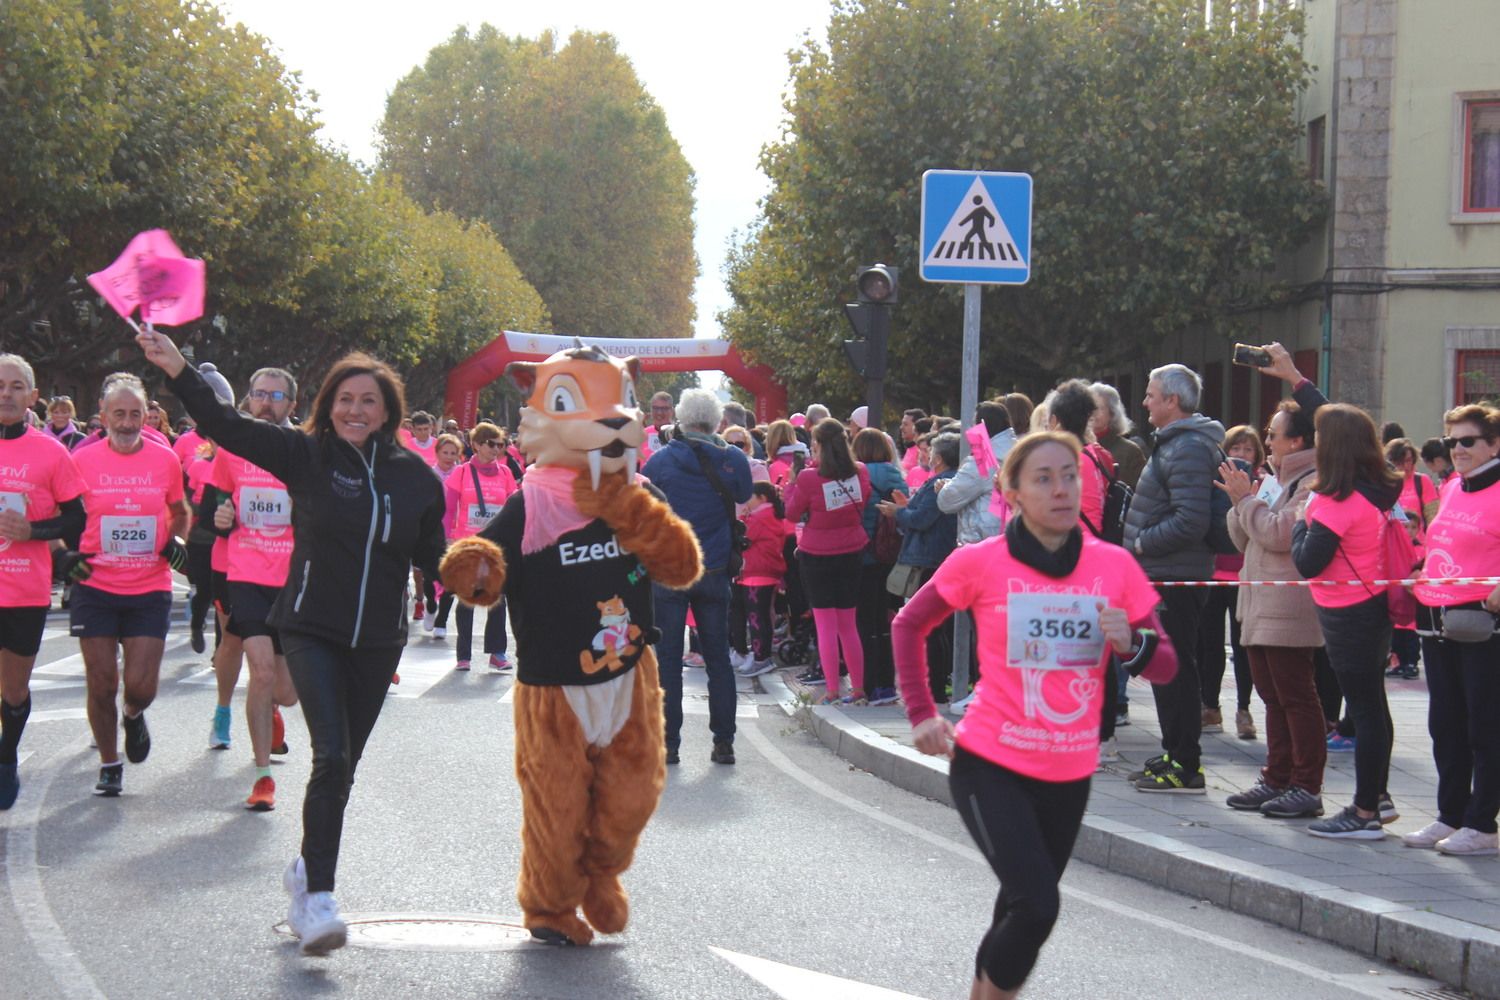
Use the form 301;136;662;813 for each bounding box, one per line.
282;632;403;894
856;561;898;692
1199;585;1252;712
1317;596;1393;813
949;745;1090;991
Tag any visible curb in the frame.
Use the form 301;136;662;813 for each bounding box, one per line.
759;671;1500;999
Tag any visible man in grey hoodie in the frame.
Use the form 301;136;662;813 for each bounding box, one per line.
1123;364;1225;794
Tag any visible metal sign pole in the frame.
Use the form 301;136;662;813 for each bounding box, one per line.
950;282;982;702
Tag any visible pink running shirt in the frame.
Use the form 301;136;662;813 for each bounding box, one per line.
75;440;184;595
212;450;294;587
1415;476;1500;607
0;428;86;607
1303;491;1387;608
931;533;1160;782
445;461;517;539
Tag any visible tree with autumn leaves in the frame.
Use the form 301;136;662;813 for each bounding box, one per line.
721;0;1327;417
0;0;549;412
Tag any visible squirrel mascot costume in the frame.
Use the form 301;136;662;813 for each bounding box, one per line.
439;342;702;946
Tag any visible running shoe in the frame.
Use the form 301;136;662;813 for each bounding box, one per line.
665;748;680;765
950;691;977;715
0;763;18;810
1259;786;1323;818
1115;707;1131;728
1378;794;1400;825
123;711;151;764
209;705;232;750
1326;733;1357;752
489;653;513;673
1436;827;1499;857
413;603;424;622
1397;664;1419;679
95;764;123;797
271;706;288;756
683;652;706;668
730;650;753;673
795;667;825;686
742;657;777;678
422;614;435;635
1201;707;1223;732
1226;780;1286;812
1126;754;1171;783
191;622;206;654
433;626;446;639
1097;737;1119;765
1308;805;1384;840
246;775;275;812
709;741;736;765
454;659;471;672
1235;709;1257;740
296;891;348;956
867;687;899;707
840;690;868;706
391;672;400;685
1402;820;1457;849
1135;759;1206;794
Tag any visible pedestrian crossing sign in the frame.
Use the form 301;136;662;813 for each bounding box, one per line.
919;170;1033;285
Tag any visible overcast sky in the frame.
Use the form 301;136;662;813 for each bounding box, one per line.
214;0;833;353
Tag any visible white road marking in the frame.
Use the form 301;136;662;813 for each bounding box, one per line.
712;947;933;1000
29;708;87;723
5;756;107;1000
739;723;1447;999
388;643;466;699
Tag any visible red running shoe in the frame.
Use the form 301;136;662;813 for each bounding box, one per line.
246;775;275;811
271;706;289;755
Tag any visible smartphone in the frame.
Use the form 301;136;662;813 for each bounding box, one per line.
1233;343;1271;368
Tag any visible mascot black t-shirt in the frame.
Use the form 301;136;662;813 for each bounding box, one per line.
481;491;657;686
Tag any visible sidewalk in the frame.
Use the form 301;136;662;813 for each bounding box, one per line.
760;667;1500;999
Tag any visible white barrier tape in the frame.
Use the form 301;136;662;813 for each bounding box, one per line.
1152;578;1494;587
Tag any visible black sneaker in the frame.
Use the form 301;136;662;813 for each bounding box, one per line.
95;764;123;797
710;741;735;765
190;623;206;654
1135;759;1206;794
123;712;151;764
665;748;680;765
1397;664;1419;680
1378;794;1399;825
795;667;825;686
1226;780;1285;811
1126;754;1170;783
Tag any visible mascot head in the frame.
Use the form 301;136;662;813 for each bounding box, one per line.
506;341;646;489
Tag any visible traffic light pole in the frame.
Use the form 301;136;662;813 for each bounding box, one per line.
864;303;889;431
950;282;982;702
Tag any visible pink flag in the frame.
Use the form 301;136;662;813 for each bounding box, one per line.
138;254;206;326
86;229;205;326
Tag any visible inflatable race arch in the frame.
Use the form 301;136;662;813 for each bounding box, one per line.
444;332;788;429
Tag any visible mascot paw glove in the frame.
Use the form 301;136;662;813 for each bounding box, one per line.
439;537;507;608
572;469;631;519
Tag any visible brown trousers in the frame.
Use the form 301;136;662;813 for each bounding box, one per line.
1246;645;1327;793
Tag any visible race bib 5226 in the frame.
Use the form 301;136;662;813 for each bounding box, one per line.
100;515;157;558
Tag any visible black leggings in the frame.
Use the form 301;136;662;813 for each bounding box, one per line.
949;745;1091;992
1317;597;1393;812
186;540;215;633
281;632;404;893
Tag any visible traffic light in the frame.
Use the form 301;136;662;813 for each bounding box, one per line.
842;263;898;422
855;263;899;304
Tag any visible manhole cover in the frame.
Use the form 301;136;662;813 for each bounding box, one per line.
274;913;540;952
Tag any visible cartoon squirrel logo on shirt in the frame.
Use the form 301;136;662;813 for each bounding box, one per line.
581;595;642;674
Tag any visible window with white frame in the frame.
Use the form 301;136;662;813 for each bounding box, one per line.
1464;99;1500;214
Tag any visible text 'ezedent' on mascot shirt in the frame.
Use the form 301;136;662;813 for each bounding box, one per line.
75;439;184;595
212;448;294;587
0;427;86;607
483;490;657;687
930;532;1160;782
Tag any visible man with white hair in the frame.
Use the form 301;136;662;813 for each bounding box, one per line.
1122;363;1224;794
641;389;752;765
805;403;831;426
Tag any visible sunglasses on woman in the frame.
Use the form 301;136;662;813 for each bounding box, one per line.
1442;435;1490;449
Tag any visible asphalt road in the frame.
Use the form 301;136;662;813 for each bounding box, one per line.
0;612;1456;1000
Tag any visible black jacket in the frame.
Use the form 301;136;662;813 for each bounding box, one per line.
168;365;446;649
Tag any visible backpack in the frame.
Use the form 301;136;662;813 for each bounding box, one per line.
1080;447;1132;546
1207;451;1251;556
1382;509;1420;628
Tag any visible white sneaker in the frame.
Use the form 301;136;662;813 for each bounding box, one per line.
283;856;308;937
1437;826;1500;857
297;891;348;956
432;626;446;639
1097;737;1119;766
730;650;753;673
1402;820;1457;849
743;657;777;677
421;615;435;635
950;691;977;715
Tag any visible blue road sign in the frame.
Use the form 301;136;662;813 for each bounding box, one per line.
919;170;1033;285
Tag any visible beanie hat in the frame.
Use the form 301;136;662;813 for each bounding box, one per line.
198;363;235;406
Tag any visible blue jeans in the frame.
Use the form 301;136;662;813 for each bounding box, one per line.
654;569;736;749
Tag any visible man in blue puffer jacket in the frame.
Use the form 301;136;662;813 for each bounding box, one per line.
641;390;752;766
